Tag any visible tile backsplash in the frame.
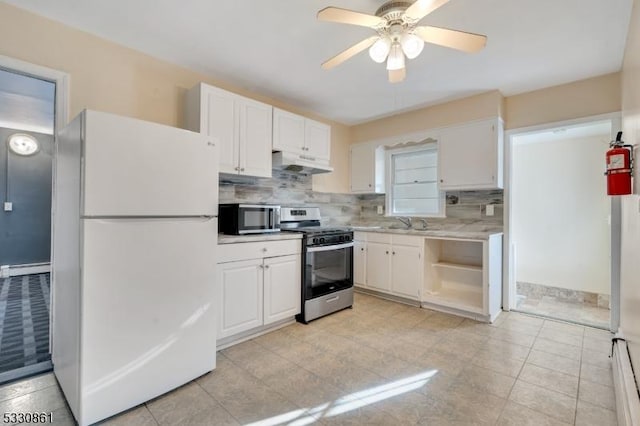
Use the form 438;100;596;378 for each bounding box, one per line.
219;171;503;228
219;171;359;226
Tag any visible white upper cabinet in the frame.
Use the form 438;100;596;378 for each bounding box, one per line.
304;119;331;161
273;108;331;163
350;143;385;194
438;118;504;190
238;99;273;177
272;108;305;155
186;83;273;178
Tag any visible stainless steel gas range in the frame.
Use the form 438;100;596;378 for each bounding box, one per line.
280;207;354;323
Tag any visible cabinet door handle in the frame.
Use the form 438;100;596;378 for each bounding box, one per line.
392;251;396;255
440;179;444;183
259;264;264;269
241;168;245;172
368;184;372;187
264;265;270;269
262;248;268;252
235;166;240;171
385;251;389;254
360;248;364;251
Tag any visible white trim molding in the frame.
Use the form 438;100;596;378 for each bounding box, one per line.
502;112;622;331
612;335;640;426
0;55;70;130
0;55;70;356
0;263;51;277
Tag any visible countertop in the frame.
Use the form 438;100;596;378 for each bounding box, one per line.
218;232;303;244
350;225;503;240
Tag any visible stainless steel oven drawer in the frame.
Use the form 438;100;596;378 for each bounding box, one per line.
303;288;353;322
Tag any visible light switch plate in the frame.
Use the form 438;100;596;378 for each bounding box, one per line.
486;204;494;216
3;202;12;212
377;205;384;215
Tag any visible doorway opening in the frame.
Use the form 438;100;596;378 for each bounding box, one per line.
508;119;615;329
0;66;56;383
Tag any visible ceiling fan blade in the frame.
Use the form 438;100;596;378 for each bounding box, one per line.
317;7;386;28
388;68;406;83
404;0;451;22
415;26;487;53
322;36;379;70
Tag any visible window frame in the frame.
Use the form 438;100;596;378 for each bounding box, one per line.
384;141;446;218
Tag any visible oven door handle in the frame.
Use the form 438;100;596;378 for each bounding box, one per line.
307;242;354;253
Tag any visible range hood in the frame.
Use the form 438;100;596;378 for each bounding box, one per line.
272;151;333;175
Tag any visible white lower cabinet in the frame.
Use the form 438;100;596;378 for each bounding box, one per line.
365;242;392;293
263;254;301;325
354;240;367;287
354;231;502;322
217;259;264;339
391;244;422;300
216;239;301;342
356;232;423;301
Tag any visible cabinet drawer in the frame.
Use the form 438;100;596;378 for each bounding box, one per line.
218;239;301;263
354;231;367;242
392;234;423;247
367;233;392;244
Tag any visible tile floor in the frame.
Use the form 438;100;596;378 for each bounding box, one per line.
0;292;617;425
515;294;610;330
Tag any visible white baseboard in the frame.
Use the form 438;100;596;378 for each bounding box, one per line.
612;336;640;426
0;263;51;277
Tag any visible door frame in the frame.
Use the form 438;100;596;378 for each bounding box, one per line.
502;112;622;331
0;54;70;352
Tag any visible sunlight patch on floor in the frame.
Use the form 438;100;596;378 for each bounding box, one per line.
245;369;439;426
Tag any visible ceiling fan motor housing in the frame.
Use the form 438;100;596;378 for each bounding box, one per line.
375;1;413;22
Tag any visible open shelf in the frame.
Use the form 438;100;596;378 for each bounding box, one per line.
426;284;483;313
432;262;482;273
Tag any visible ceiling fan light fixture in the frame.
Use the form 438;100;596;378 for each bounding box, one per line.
400;32;424;59
368;37;391;63
386;42;405;70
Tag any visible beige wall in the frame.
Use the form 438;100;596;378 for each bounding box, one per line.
620;0;640;382
351;90;503;144
0;2;350;193
352;74;621;146
505;73;622;130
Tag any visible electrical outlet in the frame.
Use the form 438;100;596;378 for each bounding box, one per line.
486;204;494;216
3;202;12;212
377;205;384;215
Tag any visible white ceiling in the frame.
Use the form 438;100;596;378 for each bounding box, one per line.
3;0;633;125
0;68;55;134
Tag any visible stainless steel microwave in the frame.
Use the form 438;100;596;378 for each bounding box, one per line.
218;204;281;235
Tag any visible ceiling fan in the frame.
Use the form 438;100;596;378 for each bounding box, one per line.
318;0;487;83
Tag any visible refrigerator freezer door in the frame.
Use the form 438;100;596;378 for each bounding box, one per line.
79;217;217;425
82;110;218;217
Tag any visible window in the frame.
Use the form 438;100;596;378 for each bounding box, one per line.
385;141;445;217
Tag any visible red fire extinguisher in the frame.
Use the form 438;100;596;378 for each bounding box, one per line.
605;132;634;195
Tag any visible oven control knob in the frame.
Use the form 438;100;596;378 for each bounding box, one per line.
344;235;351;241
338;236;344;242
313;238;318;244
320;238;325;244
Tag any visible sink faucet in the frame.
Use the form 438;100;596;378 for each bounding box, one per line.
416;219;428;230
397;217;412;229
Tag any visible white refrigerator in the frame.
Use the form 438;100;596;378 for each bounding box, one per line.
52;110;219;425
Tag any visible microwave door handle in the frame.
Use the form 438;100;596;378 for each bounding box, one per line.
269;209;273;228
